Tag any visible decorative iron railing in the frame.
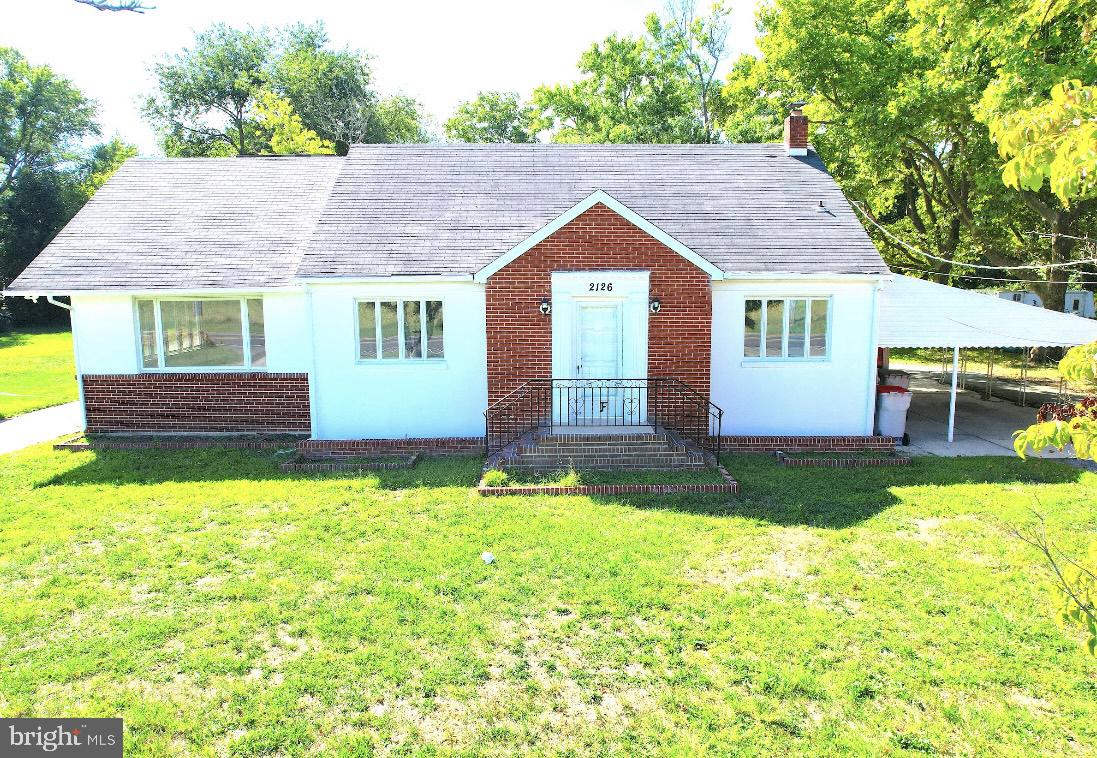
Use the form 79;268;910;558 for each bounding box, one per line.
483;378;723;457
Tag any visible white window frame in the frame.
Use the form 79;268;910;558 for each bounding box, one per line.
354;297;446;364
743;296;832;362
134;296;264;372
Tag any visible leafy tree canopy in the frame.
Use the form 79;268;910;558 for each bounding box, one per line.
718;0;1097;308
1;47;98;197
445;91;537;143
143;22;429;156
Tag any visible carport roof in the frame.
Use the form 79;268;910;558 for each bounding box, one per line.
878;274;1097;348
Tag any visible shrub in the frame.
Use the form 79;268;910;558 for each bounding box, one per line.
482;469;509;487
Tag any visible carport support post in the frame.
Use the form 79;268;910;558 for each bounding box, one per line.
947;345;960;443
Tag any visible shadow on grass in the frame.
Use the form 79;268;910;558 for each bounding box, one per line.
38;448;1087;529
39;448;486;490
596;454;1086;529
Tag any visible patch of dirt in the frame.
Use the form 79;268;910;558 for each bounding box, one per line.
1010;690;1056;716
806;593;862;616
688;528;824;588
896;517;946;542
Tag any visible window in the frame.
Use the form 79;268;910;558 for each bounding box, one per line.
136;297;265;369
743;297;830;359
357;299;444;361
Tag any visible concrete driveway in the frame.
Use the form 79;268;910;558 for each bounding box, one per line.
0;401;82;455
900;371;1075;459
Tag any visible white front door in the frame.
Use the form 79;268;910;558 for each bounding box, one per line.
576;302;622;379
571;302;624;423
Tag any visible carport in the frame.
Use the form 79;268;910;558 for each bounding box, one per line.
877;275;1097;445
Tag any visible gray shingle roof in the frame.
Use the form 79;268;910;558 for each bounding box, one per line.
5;156;342;292
299;143;888;278
7;144;888;293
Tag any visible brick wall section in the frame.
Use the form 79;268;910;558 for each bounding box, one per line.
485;203;712;403
784;113;808;151
82;373;310;434
298;438;483;455
719;435;896;453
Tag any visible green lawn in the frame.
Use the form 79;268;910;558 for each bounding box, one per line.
1;445;1096;756
0;328;76;418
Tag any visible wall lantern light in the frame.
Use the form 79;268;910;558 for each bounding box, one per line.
539;298;552;315
649;298;662;314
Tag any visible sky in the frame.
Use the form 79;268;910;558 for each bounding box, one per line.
3;0;761;155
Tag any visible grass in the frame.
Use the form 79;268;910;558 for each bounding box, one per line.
1;445;1096;755
890;347;1067;385
0;328;76;418
503;466;729;486
779;450;900;460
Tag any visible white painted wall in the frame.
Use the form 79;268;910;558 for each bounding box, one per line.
71;294;140;374
306;281;488;439
711;279;882;436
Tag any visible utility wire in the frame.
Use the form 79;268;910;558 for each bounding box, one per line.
890;264;1097;286
850;201;1097;271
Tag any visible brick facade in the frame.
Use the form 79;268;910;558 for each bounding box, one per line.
485;203;712;403
82;373;310;434
719;435;896;453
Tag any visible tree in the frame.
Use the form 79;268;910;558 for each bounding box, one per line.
1;137;135;325
445;91;537;143
142;24;272;156
533;33;701;143
719;0;1096;307
906;0;1097;308
74;0;153;11
1;47;98;197
143;22;429;157
252;91;333;155
648;1;731;142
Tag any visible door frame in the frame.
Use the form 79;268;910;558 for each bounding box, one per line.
550;270;649;381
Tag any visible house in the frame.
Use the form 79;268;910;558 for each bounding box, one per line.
997;290;1044;308
7;107;1097;458
1066;290;1095;318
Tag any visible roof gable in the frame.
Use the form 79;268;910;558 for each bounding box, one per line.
473;190;724;282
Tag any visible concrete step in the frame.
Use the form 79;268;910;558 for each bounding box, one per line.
505;461;708;472
508;454;705;468
535;433;670;444
517;443;684;455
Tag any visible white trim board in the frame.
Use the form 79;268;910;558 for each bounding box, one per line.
473;190;725;283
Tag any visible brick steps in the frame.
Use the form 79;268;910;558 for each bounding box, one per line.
500;430;708;472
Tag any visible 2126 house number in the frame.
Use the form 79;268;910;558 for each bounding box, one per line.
588;282;613;291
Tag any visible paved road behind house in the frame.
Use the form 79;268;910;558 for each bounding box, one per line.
0;402;81;455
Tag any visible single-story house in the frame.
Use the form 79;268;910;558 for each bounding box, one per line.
7;107;1097;456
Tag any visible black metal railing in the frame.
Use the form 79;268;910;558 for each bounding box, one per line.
483;378;723;457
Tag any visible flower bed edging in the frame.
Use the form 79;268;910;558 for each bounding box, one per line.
54;434;305;452
280;453;420;473
775;451;912;468
477;464;739;496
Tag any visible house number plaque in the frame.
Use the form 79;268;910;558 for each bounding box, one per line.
588;282;614;292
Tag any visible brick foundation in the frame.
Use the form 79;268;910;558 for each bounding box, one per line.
485;203;712;403
298;437;484;456
719;435;896;453
82;373;310;434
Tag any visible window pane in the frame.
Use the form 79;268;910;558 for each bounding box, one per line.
137;299;158;368
358;301;377;359
426;301;444;358
765;299;785;358
744;299;762;357
810;299;829;357
247;298;266;367
788;299;807;358
379;301;399;359
160;299;244;367
403;300;423;359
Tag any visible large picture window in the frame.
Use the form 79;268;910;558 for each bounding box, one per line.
136;297;265;369
357;299;444;361
744;297;829;359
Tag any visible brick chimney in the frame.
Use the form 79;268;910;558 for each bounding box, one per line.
784;101;809;156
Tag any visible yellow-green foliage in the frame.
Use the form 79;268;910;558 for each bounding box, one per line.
251;91;334;155
481;468;509;487
1014;342;1097;461
992;80;1097;205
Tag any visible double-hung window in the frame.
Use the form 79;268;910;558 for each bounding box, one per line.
744;297;830;360
357;299;444;361
137;297;265;369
